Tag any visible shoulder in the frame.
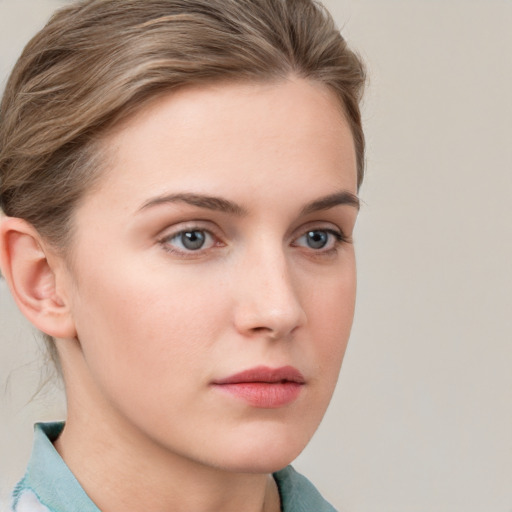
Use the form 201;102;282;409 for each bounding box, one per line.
273;466;338;512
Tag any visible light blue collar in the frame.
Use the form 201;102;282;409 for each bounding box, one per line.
12;422;100;512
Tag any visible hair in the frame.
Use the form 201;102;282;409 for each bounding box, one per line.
0;0;365;369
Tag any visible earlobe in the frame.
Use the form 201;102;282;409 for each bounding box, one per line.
0;217;77;339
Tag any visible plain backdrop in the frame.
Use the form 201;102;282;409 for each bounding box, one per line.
1;1;511;511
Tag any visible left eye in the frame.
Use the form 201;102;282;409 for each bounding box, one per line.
294;229;342;250
165;229;215;251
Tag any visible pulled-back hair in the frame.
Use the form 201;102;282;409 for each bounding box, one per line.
0;0;365;362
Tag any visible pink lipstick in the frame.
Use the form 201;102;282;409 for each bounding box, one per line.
212;366;305;408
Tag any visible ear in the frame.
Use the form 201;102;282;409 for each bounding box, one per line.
0;216;77;339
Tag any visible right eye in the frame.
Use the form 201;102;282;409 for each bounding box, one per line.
160;229;217;254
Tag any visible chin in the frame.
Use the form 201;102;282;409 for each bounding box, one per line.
215;449;304;475
203;423;315;474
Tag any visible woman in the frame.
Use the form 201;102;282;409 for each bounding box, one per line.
0;0;365;510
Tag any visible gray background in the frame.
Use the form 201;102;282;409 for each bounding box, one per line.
1;1;511;510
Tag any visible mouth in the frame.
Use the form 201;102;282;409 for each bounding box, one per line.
211;366;305;408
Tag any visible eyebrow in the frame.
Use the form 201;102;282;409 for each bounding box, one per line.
139;193;247;216
138;190;359;216
300;191;360;214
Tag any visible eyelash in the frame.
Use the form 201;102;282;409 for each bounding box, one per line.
158;225;349;258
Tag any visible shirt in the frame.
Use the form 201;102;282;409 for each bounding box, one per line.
11;423;337;512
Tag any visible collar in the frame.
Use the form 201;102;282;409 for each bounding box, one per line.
12;422;100;512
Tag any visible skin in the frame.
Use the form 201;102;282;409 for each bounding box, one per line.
1;77;359;512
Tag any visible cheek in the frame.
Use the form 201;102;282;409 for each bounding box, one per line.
302;256;356;382
69;259;230;402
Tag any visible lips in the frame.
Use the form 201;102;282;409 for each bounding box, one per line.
212;366;305;408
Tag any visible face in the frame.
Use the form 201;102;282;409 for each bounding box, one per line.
60;78;359;473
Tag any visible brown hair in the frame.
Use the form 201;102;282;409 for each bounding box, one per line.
0;0;365;364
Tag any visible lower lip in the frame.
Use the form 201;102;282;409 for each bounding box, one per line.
212;382;303;408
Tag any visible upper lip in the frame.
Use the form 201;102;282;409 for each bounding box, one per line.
213;365;305;385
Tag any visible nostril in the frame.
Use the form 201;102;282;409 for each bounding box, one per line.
251;326;269;333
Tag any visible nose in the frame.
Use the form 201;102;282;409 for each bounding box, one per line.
232;245;306;340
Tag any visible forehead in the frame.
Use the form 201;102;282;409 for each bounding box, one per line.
84;78;357;215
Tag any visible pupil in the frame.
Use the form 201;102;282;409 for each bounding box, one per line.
182;231;205;250
307;231;328;249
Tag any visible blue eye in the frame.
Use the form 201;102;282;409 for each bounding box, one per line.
305;230;328;249
166;230;214;251
295;229;343;250
181;231;206;250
